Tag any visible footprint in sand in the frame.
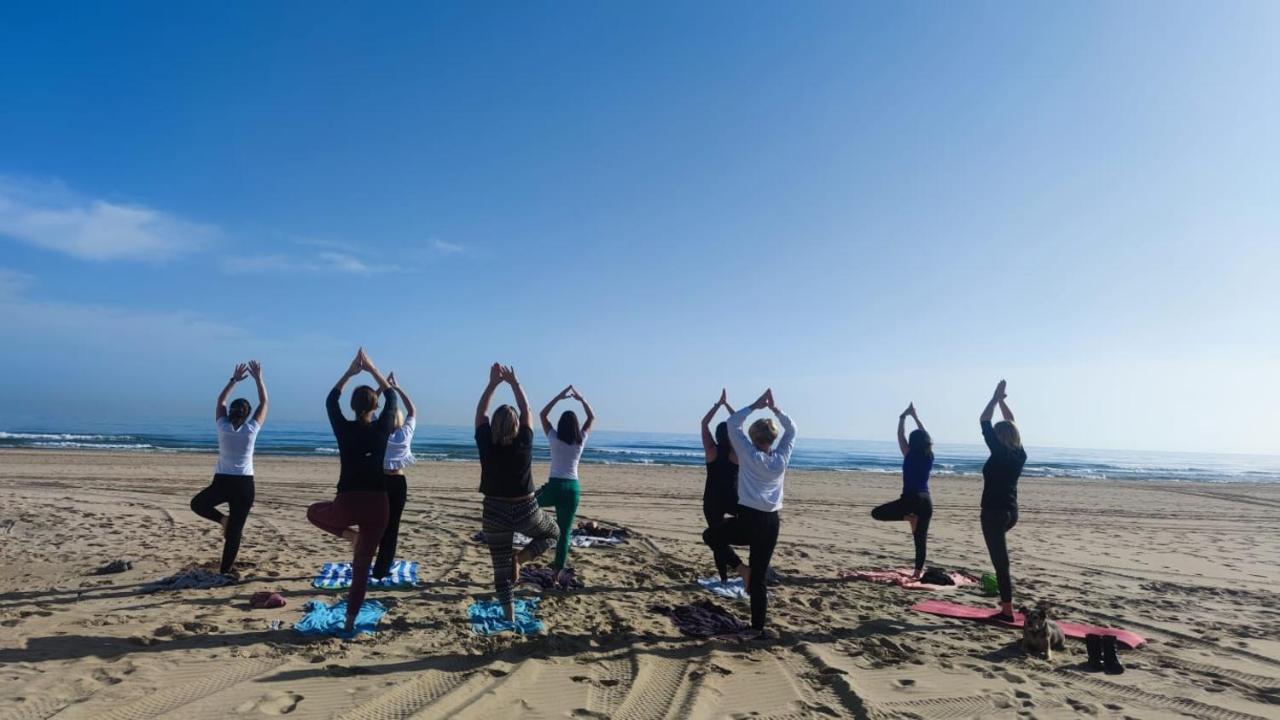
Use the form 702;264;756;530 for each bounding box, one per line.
236;690;303;715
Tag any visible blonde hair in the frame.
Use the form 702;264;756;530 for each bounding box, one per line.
993;421;1022;451
749;418;779;448
392;408;405;431
491;405;519;446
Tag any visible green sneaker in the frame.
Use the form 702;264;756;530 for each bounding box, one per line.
981;574;999;596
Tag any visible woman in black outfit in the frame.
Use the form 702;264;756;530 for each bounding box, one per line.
700;389;739;582
979;379;1027;621
870;402;934;579
307;347;397;633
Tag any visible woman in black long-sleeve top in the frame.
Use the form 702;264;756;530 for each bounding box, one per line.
979;379;1027;622
307;347;398;633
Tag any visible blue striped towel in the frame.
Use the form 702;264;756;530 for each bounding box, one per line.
312;560;419;589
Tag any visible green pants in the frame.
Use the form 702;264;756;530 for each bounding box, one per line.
535;477;581;570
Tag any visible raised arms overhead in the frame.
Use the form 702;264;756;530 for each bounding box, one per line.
981;379;1007;424
388;371;416;420
247;360;268;425
541;385;573;435
701;388;733;461
501;365;533;431
571;386;596;435
216;363;249;421
475;363;502;427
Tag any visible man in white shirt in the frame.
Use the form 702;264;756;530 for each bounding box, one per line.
703;388;795;638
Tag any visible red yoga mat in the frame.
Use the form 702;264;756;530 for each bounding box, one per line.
911;599;1146;649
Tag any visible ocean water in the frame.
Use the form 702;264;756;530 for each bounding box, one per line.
2;421;1278;483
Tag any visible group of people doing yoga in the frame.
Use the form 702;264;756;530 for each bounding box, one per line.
864;380;1026;621
194;350;1024;636
700;379;1027;628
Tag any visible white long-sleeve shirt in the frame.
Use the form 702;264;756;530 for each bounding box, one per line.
726;406;796;512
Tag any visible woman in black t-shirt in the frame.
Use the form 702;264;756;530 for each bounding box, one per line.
979;379;1027;621
475;363;560;622
700;389;740;582
306;347;397;634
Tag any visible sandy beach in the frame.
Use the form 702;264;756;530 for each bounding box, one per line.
1;448;1278;719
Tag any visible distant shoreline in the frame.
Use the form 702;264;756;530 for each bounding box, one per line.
2;446;1274;487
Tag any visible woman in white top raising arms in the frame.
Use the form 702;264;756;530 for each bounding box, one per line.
372;371;417;580
536;385;596;580
703;388;795;639
191;360;268;577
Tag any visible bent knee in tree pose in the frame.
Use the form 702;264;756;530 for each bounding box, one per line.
535;384;595;575
307;347;396;633
700;388;740;582
702;388;795;636
978;379;1027;621
870;401;934;578
191;360;267;575
475;363;559;621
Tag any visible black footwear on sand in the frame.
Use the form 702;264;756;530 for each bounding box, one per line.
1085;634;1105;671
1102;635;1125;674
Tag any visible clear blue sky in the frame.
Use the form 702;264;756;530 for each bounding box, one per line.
1;2;1276;454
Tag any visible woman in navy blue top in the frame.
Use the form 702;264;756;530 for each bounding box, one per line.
871;402;934;578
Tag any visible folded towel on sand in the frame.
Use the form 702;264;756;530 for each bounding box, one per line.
295;599;386;638
570;534;625;548
841;568;977;590
468;598;543;635
143;566;233;593
519;566;583;590
652;600;748;637
697;568;783;600
472;531;534;546
313;560;419;589
697;576;749;600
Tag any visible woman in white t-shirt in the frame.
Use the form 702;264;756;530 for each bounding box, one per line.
190;361;268;576
373;371;417;580
536;385;596;578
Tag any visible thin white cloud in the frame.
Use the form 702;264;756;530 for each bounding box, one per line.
431;239;465;255
221;251;392;275
0;176;218;262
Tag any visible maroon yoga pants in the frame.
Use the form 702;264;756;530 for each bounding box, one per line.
307;491;389;617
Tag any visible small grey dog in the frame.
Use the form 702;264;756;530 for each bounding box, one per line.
1022;601;1066;660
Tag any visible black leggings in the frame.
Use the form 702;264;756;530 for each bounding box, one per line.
190;474;255;574
373;474;408;579
981;508;1019;603
871;492;933;572
703;505;780;631
702;500;741;581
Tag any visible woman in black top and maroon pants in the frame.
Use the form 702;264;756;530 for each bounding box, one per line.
307;348;397;633
979;379;1027;622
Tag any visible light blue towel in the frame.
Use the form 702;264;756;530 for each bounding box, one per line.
468;597;543;635
295;599;386;638
312;560;419;589
697;576;748;600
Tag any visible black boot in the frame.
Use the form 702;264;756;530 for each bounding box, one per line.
1102;635;1125;675
1085;634;1105;671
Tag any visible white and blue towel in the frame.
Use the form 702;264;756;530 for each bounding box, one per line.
312;560;419;589
697;576;749;601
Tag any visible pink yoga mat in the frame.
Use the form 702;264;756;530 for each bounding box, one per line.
911;599;1146;649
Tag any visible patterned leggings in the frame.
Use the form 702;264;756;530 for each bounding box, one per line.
482;496;559;606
